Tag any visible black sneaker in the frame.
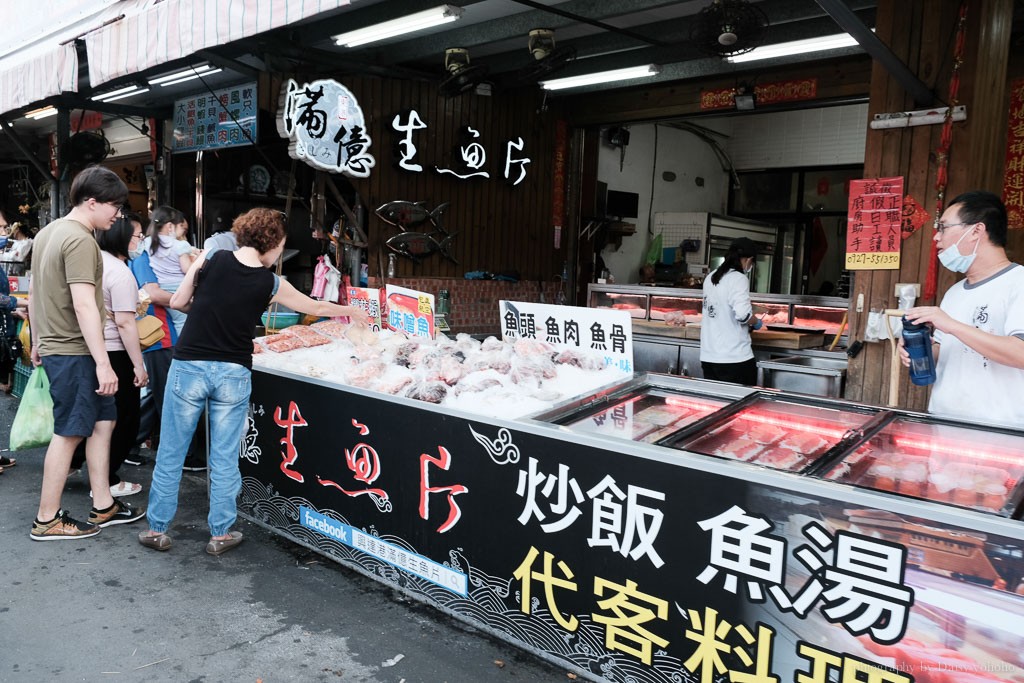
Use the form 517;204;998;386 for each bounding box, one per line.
182;455;207;472
30;509;101;541
89;499;146;527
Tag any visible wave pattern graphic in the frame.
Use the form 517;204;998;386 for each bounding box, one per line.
238;477;694;683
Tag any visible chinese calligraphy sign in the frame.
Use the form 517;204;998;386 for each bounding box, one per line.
846;177;904;270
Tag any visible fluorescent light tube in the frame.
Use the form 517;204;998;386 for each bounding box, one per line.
25;106;57;120
333;5;463;47
92;85;144;101
97;87;150;102
727;33;860;63
541;65;661;91
148;64;215;85
158;69;222;87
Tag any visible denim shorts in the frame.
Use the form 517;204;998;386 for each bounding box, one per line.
42;355;117;437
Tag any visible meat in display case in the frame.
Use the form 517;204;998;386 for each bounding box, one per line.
817;416;1024;516
661;393;881;473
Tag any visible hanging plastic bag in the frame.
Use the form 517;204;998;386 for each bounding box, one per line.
311;256;330;298
323;263;342;303
10;365;54;451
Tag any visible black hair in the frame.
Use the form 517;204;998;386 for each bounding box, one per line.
147;205;185;254
710;238;758;286
947;190;1008;247
96;215;134;259
69;165;129;207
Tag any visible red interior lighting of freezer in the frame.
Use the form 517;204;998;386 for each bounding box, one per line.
663;396;721;413
891;435;1024;467
737;411;848;440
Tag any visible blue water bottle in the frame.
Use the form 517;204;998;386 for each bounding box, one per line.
902;317;936;386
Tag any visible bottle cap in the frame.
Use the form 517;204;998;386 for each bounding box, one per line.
902;316;928;332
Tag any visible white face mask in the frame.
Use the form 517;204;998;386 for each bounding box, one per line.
938;227;979;273
129;243;146;259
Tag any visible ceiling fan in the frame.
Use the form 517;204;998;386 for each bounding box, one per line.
437;48;489;98
689;0;770;57
515;29;577;85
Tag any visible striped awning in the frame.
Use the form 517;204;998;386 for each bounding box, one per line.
85;0;351;88
0;42;79;116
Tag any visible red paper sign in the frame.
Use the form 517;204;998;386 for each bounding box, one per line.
1002;77;1024;228
699;78;818;110
845;178;904;270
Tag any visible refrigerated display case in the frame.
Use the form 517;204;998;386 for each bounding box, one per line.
589;284;850;385
817;415;1024;517
659;392;882;472
542;374;750;443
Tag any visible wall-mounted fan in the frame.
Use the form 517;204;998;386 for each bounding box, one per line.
438;48;489;98
68;131;111;165
689;0;770;57
515;29;577;84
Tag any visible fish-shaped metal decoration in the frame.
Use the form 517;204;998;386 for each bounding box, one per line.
376;200;458;264
374;200;447;230
385;231;458;264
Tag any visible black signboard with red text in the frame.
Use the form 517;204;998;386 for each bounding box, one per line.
240;370;1024;683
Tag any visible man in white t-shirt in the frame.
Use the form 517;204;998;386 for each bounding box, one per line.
901;191;1024;425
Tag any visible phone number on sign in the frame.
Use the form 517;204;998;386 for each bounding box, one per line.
845;251;900;269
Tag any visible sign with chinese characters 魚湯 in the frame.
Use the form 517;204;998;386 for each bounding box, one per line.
845;177;904;270
278;78;376;178
391;109;531;186
385;284;435;339
499;300;633;374
171;81;258;153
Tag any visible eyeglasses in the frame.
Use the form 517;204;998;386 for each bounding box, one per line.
935;221;972;233
131;232;144;239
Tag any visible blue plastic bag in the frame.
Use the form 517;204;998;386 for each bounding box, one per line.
10;366;53;451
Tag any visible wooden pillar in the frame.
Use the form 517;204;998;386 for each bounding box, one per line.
845;0;1013;410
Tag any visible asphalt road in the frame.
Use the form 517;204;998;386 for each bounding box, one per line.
0;393;569;682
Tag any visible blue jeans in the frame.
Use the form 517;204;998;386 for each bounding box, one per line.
146;360;251;536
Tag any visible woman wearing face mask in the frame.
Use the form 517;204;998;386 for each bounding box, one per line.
899;191;1024;425
700;237;763;385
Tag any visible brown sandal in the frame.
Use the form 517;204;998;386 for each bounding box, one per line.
0;456;16;468
138;530;172;551
206;531;244;556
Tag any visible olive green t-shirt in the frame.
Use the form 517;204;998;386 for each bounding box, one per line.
31;218;105;356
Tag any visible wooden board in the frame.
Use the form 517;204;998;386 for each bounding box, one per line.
631;319;689;338
751;330;826;349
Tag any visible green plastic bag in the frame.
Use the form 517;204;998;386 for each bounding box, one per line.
10;366;54;451
645;233;663;266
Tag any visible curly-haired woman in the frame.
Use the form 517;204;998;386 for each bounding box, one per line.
138;208;368;555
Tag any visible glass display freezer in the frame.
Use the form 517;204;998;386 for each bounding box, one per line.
816;414;1024;517
660;392;882;473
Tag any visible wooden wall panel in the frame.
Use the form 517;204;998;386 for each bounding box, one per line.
847;0;1014;410
317;75;565;282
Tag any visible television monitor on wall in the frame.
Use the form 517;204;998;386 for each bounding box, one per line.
606;189;639;219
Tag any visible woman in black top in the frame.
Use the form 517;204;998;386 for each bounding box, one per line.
139;208;367;555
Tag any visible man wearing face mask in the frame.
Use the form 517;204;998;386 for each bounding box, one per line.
901;191;1024;424
700;236;763;385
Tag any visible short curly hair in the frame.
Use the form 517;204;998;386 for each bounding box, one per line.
233;208;287;254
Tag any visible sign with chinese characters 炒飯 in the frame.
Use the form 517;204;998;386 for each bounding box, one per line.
238;368;1023;683
845;177;904;270
278;78;376;178
171;81;258;153
499;300;633;374
385;284;435;339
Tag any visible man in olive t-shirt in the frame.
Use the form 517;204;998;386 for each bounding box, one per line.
28;166;144;541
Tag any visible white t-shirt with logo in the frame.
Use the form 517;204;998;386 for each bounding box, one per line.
700;269;754;363
930;263;1024;425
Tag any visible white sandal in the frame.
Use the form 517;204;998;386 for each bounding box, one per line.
110;481;142;497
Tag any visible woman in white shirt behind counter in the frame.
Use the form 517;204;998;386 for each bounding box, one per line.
699;236;763;385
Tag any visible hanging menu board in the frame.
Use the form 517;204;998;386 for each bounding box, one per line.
171;81;258;153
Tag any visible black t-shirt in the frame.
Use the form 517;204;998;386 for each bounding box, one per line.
174;250;277;369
